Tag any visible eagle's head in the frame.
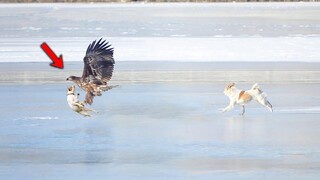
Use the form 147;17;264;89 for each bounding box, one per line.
66;76;79;82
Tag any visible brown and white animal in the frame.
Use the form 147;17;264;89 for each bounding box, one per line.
222;82;273;115
66;85;95;117
66;38;117;105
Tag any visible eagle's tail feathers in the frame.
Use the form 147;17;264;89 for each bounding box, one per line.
98;85;120;92
84;91;94;105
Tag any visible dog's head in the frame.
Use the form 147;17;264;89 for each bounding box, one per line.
224;82;235;96
67;85;75;95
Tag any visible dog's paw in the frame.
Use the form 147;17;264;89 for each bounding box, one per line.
218;108;225;113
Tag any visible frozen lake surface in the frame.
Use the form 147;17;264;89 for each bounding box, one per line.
1;2;320;179
1;82;320;179
0;61;319;179
0;2;320;62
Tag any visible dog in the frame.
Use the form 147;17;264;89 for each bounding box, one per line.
222;82;273;115
67;85;96;117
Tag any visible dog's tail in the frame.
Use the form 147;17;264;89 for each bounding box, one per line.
251;83;267;97
251;83;259;90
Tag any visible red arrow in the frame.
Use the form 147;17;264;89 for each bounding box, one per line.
40;42;64;69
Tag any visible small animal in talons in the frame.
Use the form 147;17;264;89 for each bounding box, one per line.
222;82;273;115
66;85;96;117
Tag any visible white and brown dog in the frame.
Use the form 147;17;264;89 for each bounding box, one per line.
67;85;95;117
222;83;273;115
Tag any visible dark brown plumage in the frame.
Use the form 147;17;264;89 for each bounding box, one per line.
66;38;117;105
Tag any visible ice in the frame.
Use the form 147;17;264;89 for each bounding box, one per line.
0;36;319;62
278;107;320;114
16;116;60;120
1;83;320;179
0;2;320;179
0;3;319;62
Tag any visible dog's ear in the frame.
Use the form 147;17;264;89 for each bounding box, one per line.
226;82;235;89
68;86;74;92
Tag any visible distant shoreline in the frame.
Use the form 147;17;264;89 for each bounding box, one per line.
0;0;317;3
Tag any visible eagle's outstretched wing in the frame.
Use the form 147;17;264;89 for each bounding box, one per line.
82;38;115;104
82;38;115;83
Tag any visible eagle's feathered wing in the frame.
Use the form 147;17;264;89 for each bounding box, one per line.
82;38;115;105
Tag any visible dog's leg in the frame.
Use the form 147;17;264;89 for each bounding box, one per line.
83;107;98;113
240;105;245;115
256;96;273;112
73;102;84;108
79;110;91;117
222;101;235;113
266;100;273;112
78;101;85;106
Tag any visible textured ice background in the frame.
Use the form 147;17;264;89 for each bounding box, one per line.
1;3;320;179
0;2;319;62
1;83;320;179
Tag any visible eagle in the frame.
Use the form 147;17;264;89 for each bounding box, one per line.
66;38;117;105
